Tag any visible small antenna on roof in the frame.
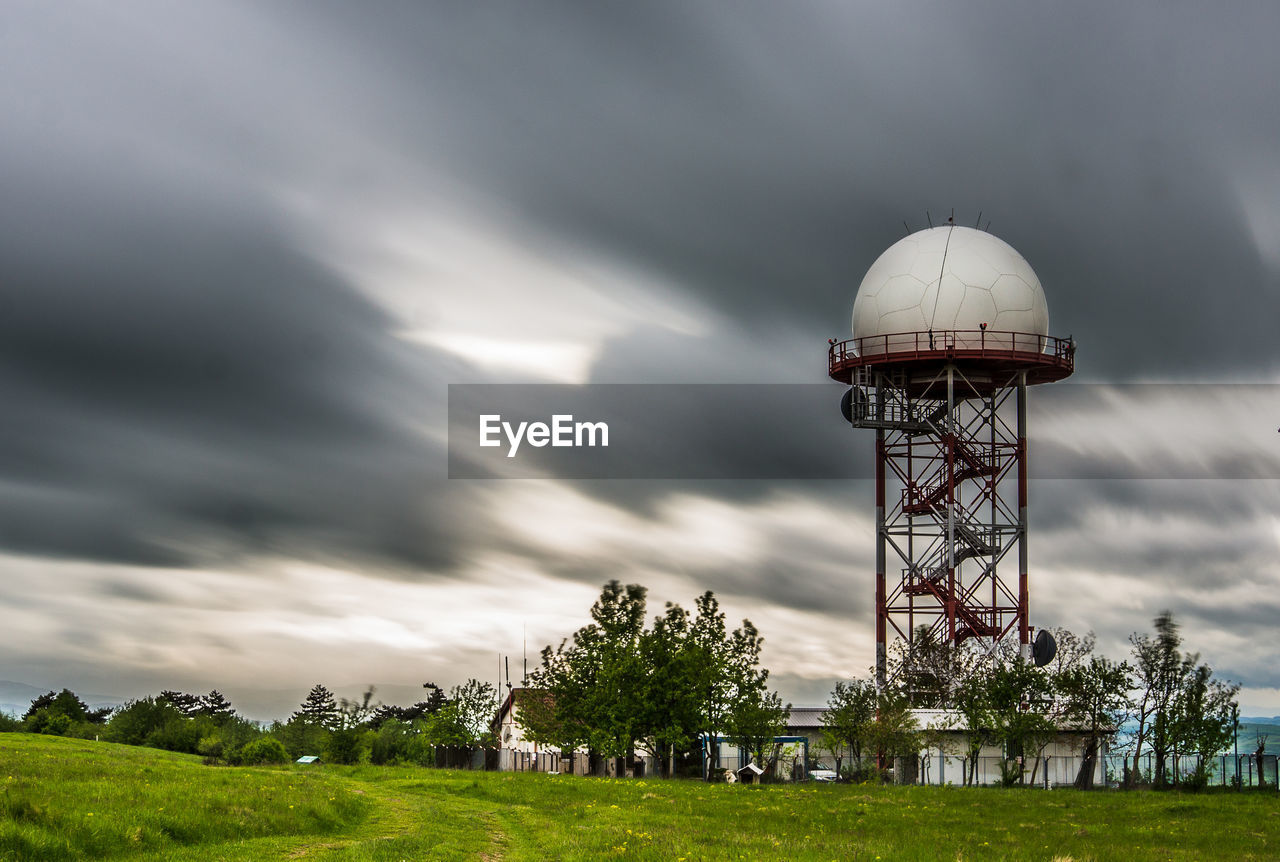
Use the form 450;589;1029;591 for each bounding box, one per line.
902;220;911;236
975;210;983;228
926;210;933;228
984;220;992;231
949;207;955;223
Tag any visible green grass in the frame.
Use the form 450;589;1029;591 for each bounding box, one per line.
3;734;1280;860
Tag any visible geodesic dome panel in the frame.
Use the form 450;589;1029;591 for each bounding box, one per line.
851;226;1049;353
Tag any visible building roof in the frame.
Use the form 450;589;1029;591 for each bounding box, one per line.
787;706;827;729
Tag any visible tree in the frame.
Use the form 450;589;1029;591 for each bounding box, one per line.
427;678;498;766
526;581;648;774
159;690;204;718
688;590;732;779
1057;656;1132;789
725;688;789;778
822;680;877;778
370;683;446;728
866;688;921;780
890;626;982;709
1255;733;1269;791
326;687;377;764
292;684;341;731
1043;628;1097;678
952;669;994;786
634;602;702;778
1173;664;1237;788
104;698;185;747
985;657;1056;786
23;689;104;724
527;582;786;781
199;690;235;721
1128;611;1236;788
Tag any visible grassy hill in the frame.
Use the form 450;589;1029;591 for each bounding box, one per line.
3;733;1280;860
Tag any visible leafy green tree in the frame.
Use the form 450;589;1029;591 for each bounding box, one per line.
1127;612;1234;788
426;678;498;767
635;602;702;778
688;591;735;779
952;670;993;786
520;664;584;767
725;688;789;777
528;582;786;781
526;581;648;772
325;687;378;765
987;657;1056;785
1129;612;1186;788
195;714;264;763
867;688;921;780
1057;656;1132;789
822;680;877;777
272;717;328;760
719;616;789;778
22;689;108;730
369;719;416;765
584;581;648;765
1172;663;1238;788
104;698;185;747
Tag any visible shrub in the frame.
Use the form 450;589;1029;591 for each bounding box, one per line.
324;727;371;765
370;719;415;765
28;711;71;736
104;698;184;747
272;718;329;760
146;716;202;754
1182;763;1212;792
198;734;225;761
239;736;291;765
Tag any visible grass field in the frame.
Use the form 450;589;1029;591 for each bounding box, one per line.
3;733;1279;861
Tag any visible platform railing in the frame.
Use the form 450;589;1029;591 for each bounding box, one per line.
828;330;1075;373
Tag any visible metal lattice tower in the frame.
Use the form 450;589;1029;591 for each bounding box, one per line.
828;225;1074;688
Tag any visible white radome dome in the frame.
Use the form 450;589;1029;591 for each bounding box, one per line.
851;226;1049;350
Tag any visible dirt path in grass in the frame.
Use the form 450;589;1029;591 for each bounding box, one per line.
477;810;508;861
281;775;507;861
278;777;434;859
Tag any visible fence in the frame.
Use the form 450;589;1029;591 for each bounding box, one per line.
425;747;1280;790
1102;753;1280;788
915;754;1084;787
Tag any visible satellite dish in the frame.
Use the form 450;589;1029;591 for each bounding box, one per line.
1032;629;1057;667
840;387;868;424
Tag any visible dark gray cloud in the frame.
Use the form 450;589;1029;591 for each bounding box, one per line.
0;135;476;573
298;1;1280;379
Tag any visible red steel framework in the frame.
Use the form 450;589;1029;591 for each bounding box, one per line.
828;330;1075;688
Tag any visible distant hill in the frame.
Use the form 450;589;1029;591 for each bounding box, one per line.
0;680;125;719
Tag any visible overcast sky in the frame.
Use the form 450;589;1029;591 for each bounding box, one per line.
2;1;1279;719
